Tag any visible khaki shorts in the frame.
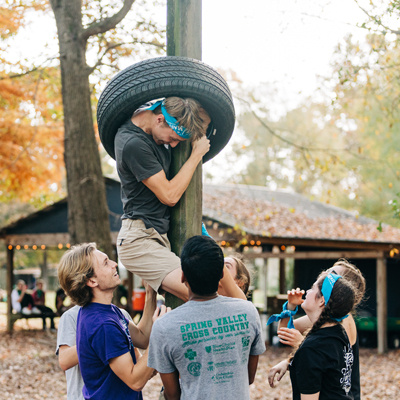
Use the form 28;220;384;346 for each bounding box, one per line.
117;219;181;292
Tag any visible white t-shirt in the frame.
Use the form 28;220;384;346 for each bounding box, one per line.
11;289;21;312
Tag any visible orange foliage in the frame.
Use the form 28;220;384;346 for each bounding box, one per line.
0;2;49;40
0;67;65;202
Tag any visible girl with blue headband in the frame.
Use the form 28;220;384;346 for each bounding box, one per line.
269;270;357;399
268;260;365;399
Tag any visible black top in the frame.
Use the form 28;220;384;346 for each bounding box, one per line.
290;324;354;400
351;334;360;400
115;120;171;234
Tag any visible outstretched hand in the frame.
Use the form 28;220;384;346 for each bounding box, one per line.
277;327;304;347
268;359;289;388
287;287;305;309
152;304;171;323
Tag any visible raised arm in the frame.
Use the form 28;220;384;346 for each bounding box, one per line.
218;266;247;300
277;288;305;330
275;288;309;347
142;136;210;207
128;284;159;349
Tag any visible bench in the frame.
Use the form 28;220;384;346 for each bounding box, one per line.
9;310;58;331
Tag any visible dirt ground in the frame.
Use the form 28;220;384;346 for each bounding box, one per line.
1;317;399;400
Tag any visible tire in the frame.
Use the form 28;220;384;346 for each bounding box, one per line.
97;56;235;162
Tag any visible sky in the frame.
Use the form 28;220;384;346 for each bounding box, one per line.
200;0;369;181
202;0;367;108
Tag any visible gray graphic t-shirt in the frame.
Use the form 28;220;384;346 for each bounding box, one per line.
148;296;266;400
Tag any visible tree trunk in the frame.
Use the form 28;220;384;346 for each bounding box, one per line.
50;0;114;258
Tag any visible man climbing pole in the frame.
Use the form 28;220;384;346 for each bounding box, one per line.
115;96;211;301
114;97;245;302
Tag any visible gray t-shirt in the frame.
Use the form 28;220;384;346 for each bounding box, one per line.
115;119;171;234
148;296;266;400
56;305;132;400
56;306;84;400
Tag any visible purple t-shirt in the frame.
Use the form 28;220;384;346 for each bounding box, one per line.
76;303;142;400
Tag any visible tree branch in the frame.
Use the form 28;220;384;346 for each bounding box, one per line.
354;0;400;35
86;39;165;75
81;0;135;41
237;96;345;153
0;57;58;81
237;96;377;167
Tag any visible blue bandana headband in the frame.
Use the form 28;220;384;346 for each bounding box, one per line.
144;100;191;139
321;273;348;322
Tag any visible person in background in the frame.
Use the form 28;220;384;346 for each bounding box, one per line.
11;279;41;315
55;287;72;316
223;254;252;296
32;279;56;331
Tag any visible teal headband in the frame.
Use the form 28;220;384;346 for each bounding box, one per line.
144;100;191;139
321;273;348;322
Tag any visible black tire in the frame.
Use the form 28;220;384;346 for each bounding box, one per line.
97;56;235;162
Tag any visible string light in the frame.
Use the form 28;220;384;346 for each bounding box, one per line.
58;243;63;249
281;245;286;251
41;245;46;250
16;245;21;250
8;245;13;250
23;245;28;250
32;245;37;250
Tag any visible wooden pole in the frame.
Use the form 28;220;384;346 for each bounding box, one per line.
6;246;14;333
166;0;202;309
279;258;286;294
376;257;388;353
41;249;48;288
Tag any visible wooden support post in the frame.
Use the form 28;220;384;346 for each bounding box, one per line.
6;246;14;333
41;249;48;288
376;257;388;354
279;258;286;294
166;0;202;309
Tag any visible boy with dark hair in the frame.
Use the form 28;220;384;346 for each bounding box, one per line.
148;236;266;400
